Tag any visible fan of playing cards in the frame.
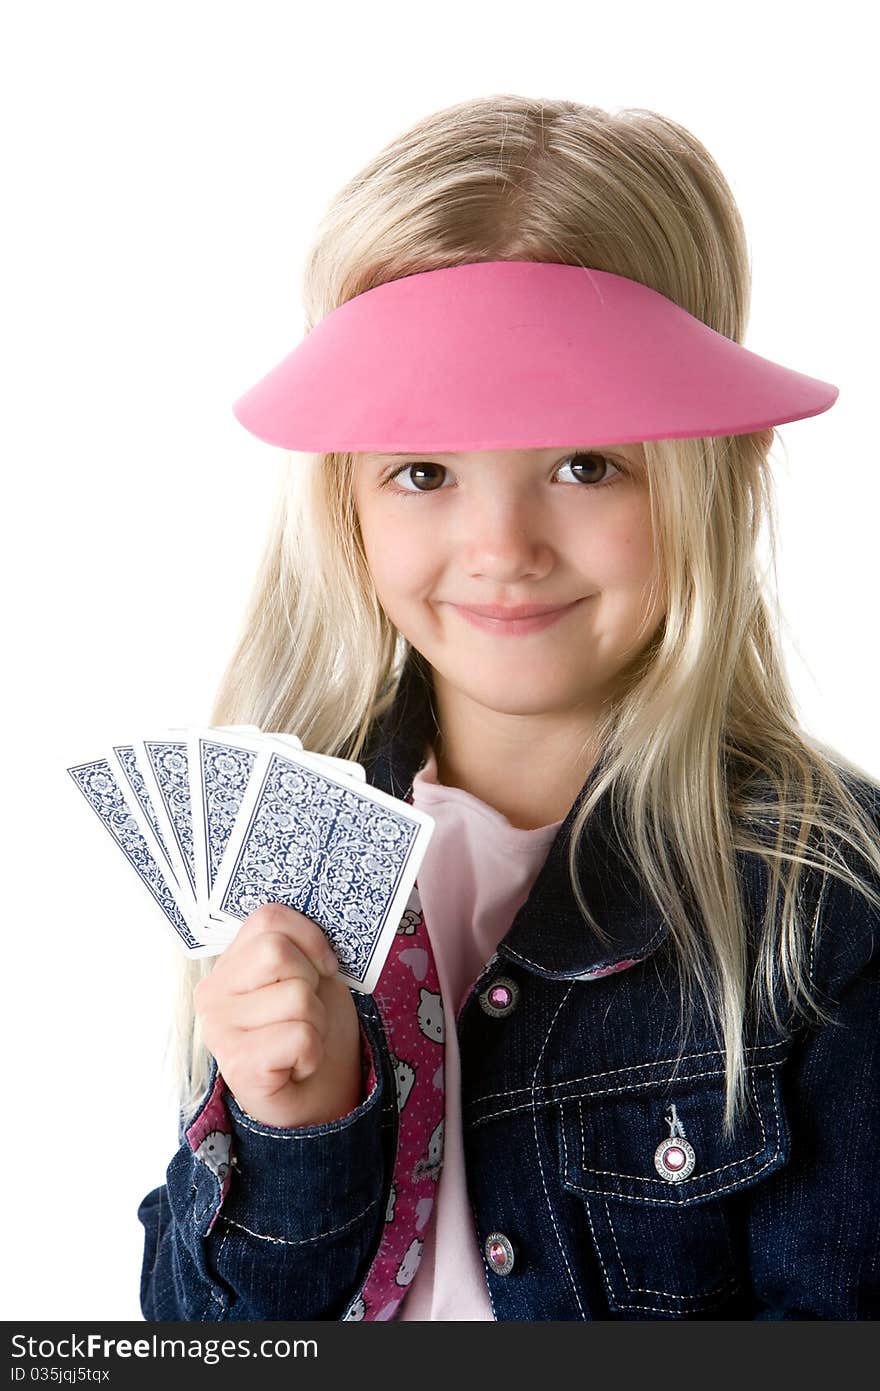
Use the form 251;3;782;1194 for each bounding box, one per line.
66;726;435;994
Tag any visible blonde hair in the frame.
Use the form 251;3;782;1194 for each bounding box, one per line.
166;94;880;1138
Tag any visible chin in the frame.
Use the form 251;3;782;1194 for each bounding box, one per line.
458;667;586;717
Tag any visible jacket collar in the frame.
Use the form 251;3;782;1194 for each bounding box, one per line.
360;650;671;980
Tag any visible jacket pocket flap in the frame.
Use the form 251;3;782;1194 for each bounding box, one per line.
560;1054;789;1206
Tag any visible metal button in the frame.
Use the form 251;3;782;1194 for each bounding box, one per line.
484;1231;515;1276
654;1137;696;1181
653;1102;697;1181
479;975;520;1017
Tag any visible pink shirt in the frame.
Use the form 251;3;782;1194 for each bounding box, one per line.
396;746;564;1320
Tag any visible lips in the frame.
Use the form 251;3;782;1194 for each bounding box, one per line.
452;602;578;619
448;597;587;636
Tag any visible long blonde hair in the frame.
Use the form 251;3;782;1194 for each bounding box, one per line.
166;94;880;1138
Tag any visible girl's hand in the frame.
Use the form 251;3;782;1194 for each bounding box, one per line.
193;902;364;1128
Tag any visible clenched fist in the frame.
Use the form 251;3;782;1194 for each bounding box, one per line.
193;902;364;1128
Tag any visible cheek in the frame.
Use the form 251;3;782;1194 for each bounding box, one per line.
577;499;663;635
359;510;434;604
579;509;657;588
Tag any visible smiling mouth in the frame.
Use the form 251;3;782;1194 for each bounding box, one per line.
455;602;579;620
448;597;589;635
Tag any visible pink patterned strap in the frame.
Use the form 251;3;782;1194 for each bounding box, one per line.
184;1069;235;1236
342;811;446;1320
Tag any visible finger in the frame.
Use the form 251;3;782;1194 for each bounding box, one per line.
222;903;338;987
223;976;330;1040
229;1018;325;1086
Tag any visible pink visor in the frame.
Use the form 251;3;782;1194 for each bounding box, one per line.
231;260;838;453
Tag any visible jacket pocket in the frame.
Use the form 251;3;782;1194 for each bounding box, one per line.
558;1051;790;1317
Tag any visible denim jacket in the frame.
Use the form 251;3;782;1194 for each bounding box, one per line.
138;655;880;1320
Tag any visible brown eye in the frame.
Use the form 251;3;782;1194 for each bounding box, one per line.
390;461;448;492
560;452;622;486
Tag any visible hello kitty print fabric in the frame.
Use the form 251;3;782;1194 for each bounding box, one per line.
341;877;446;1320
184;1073;235;1236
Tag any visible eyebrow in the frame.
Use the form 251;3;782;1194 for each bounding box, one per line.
368;451;465;460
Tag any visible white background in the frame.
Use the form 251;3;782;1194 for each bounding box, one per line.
3;0;876;1321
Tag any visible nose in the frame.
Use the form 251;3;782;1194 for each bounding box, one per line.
456;482;553;580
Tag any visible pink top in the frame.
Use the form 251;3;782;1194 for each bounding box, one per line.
396;746;564;1320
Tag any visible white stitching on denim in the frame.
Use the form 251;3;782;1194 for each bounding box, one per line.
570;1078;773;1186
503;922;667;974
469;1060;783;1128
807;873;827;991
580;1109;765;1183
465;1186;499;1319
229;1105;372;1138
569;1073;784;1196
561;1099;571;1171
601;1194;740;1303
605;1284;742;1316
472;1073;720;1126
208;1233;229;1314
531;985;586;1319
215;1199;378;1246
192;1177;212;1227
567;1107;778;1207
581;1190;616;1305
466;1040;787;1107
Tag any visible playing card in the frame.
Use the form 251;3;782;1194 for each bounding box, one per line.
105;740;187;887
68;723;382;970
187;727;266;919
106;736;234;948
128;731;222;932
186;725;368;916
267;734;367;782
184;728;364;912
65;754;222;958
134;727;267;940
207;744;435;992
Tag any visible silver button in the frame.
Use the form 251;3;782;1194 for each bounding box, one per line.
654;1137;696;1181
654;1102;697;1181
484;1231;515;1276
479;976;520;1017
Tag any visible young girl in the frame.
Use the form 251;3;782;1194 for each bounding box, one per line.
137;94;880;1321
